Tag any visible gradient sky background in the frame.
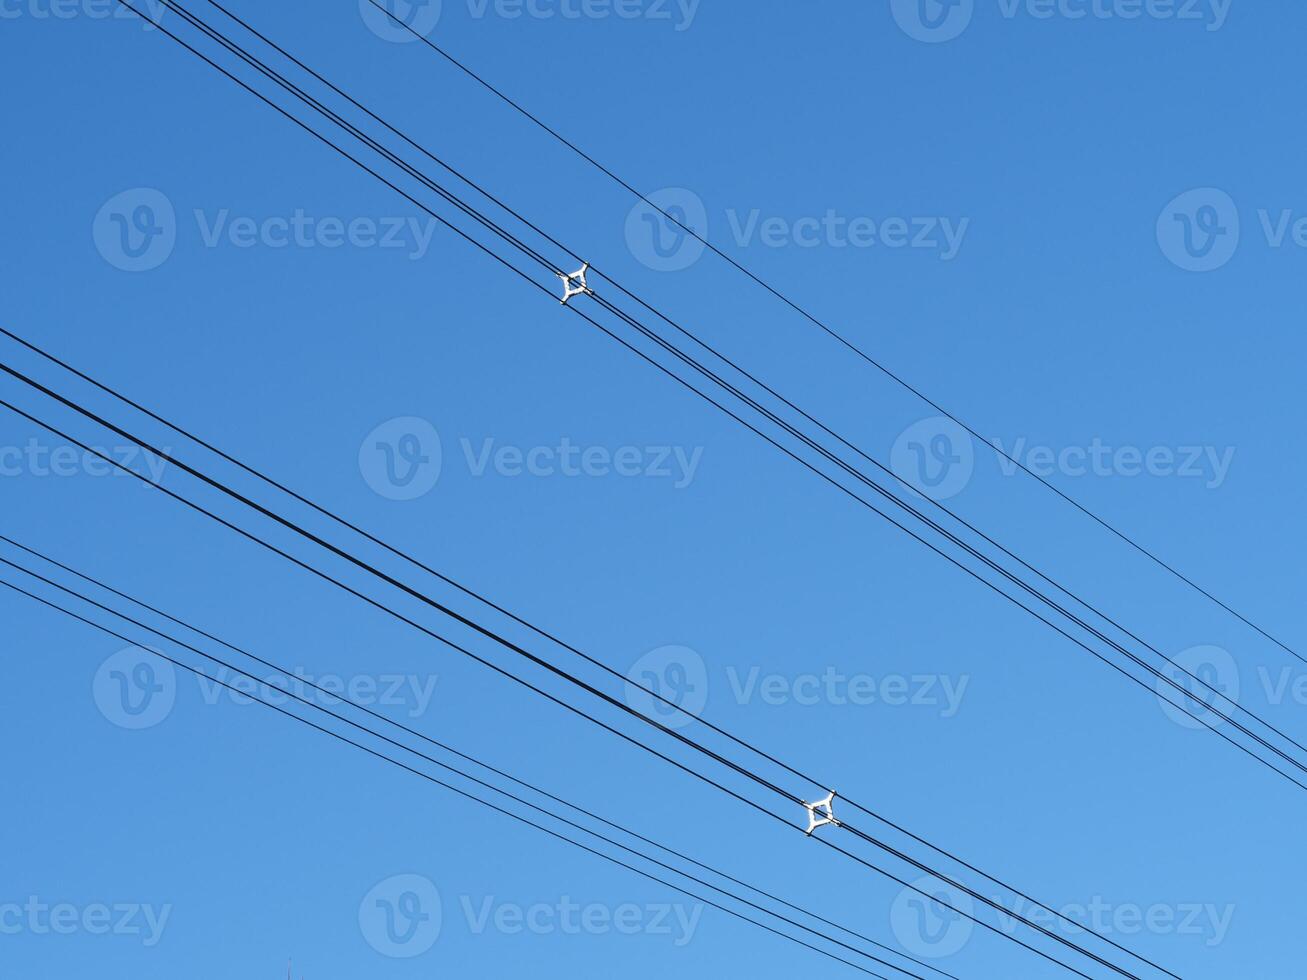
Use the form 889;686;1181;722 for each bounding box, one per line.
1;1;1303;978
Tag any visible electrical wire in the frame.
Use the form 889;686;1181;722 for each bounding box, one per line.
0;542;952;980
0;575;901;980
2;5;1197;977
0;323;1187;980
0;390;1147;980
362;0;1304;669
113;0;1307;800
194;0;1300;778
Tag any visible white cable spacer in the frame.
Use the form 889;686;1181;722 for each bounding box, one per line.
803;791;841;836
558;262;594;304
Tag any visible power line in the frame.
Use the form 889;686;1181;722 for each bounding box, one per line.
0;575;902;980
0;541;951;980
0;390;1142;980
0;0;1251;961
166;0;1307;794
360;0;1303;669
0;0;1254;972
0;322;1188;980
20;3;1197;977
120;0;1307;798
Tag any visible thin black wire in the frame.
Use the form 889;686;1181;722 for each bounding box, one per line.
0;388;797;819
199;0;1292;787
363;0;1304;670
0;360;799;804
35;7;1197;974
108;0;1307;797
0;5;1244;977
16;203;1307;806
0;329;1185;980
0;547;948;980
0;576;899;980
86;2;806;812
166;0;1307;796
0;395;1128;980
584;297;1307;783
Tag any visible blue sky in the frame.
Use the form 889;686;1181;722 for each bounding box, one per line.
1;1;1302;978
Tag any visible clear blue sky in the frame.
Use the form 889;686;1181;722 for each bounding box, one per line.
1;2;1302;978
